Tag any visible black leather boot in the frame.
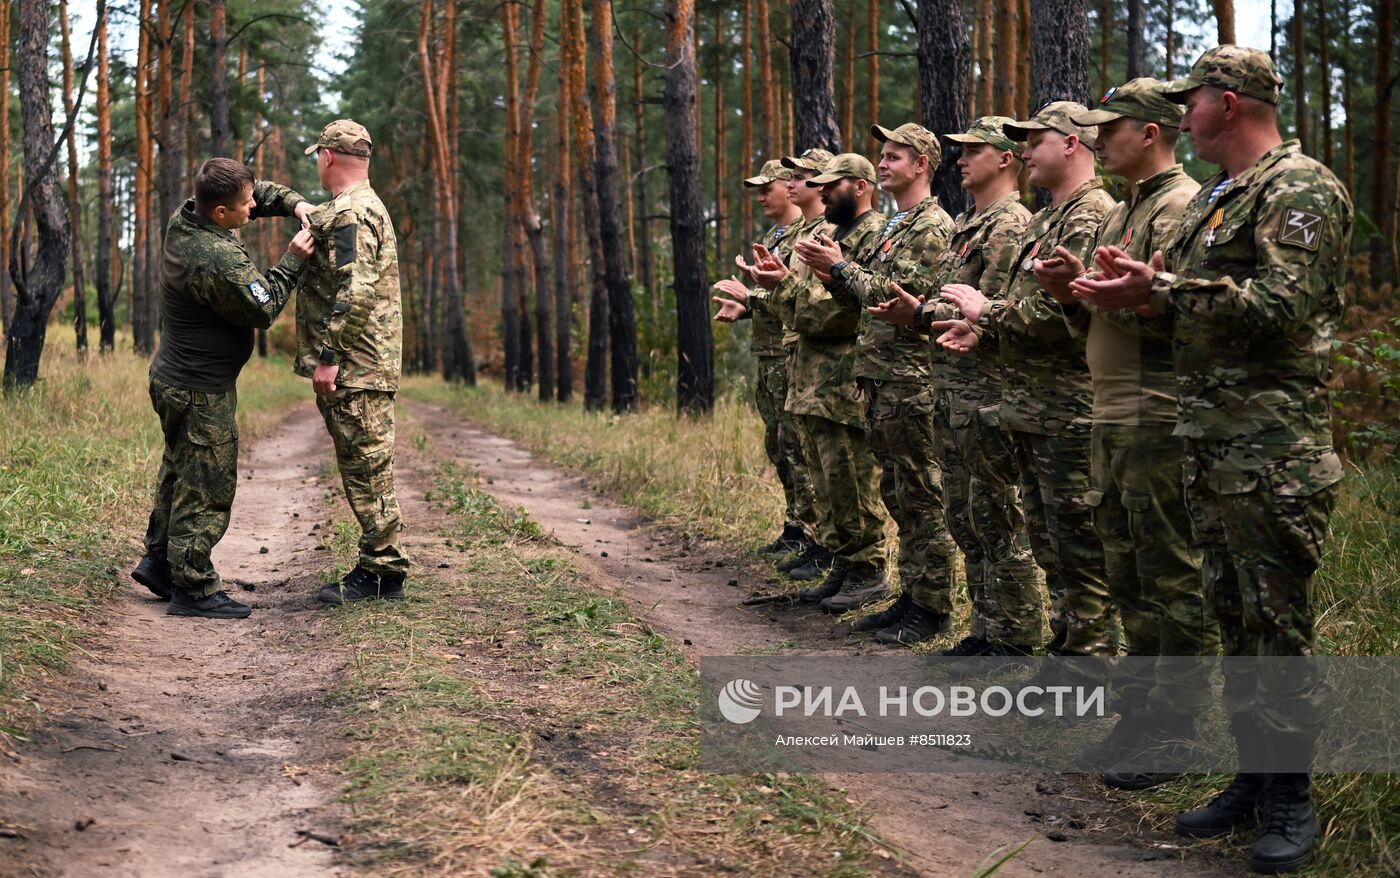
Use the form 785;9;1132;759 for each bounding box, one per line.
168;589;252;619
1176;773;1269;838
319;565;403;605
758;524;806;556
785;545;832;581
797;558;847;603
132;550;174;600
1249;773;1317;874
850;592;909;632
874;603;951;646
819;565;890;614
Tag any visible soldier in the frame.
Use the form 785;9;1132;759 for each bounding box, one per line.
869;117;1039;657
793;125;956;641
1070;46;1352;873
297;120;411;605
714;159;819;563
936;103;1117;662
1031;79;1219;787
715;153;889;603
137;157;315;619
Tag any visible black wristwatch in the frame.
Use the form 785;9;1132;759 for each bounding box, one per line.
830;259;849;280
318;346;338;366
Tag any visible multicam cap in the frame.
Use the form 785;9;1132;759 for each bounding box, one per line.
743;159;794;187
1163;45;1284;105
871;122;941;169
806;153;878;186
1071;78;1184;127
944;116;1023;157
780;148;836;173
1003;101;1098;147
304;119;373;156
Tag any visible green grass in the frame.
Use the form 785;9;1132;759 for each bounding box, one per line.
0;340;307;739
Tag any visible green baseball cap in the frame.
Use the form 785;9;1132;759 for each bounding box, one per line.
806;153;878;186
744;159;793;187
871;122;942;169
1163;45;1284;105
944;116;1023;157
1004;101;1098;147
781;148;836;173
305;118;373;156
1071;78;1184;127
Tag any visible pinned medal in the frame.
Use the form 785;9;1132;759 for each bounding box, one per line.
1204;208;1224;247
1122;227;1134;248
1021;240;1042;272
956;240;970;266
881;239;893;262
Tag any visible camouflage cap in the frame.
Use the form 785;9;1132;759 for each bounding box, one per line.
744;159;794;187
1071;78;1184;127
304;119;373;156
806;152;878;186
1003;101;1098;147
944;116;1023;157
1163;45;1284;105
780;148;836;173
871;122;941;169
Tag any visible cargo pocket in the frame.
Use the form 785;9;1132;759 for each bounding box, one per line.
1181;458;1222;547
1121;490;1153;546
185;398;237;446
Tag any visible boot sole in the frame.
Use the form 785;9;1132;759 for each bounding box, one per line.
1248;850;1314;874
1175;820;1253;839
1102;771;1179;790
132;569;173;600
318;592;406;606
167;604;251;619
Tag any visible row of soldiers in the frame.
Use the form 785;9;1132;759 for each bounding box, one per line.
714;46;1351;875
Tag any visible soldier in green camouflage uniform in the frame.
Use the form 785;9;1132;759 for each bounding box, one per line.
875;118;1041;655
1071;47;1352;873
939;104;1116;660
297;120;410;604
796;130;956;642
1031;81;1218;785
140;158;316;619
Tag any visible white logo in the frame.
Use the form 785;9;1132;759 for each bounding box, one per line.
718;678;764;724
249;281;269;303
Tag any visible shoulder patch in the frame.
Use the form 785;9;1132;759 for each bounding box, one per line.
334;223;358;268
249;280;269;303
1277;207;1323;252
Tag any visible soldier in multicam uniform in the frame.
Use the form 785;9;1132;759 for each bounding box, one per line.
714;159;819;564
937;104;1117;663
793;127;956;641
137;158;316;619
1071;47;1353;874
1032;80;1219;787
715;153;889;603
297;120;411;605
870;117;1039;657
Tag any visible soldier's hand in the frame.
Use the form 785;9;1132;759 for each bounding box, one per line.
712;277;751;304
735;252;757;280
751;248;789;290
794;234;843;272
940;283;989;322
288;229;316;260
930;319;980;354
294;202;317;230
1070;249;1160;314
312;362;339;395
1034;246;1086;304
868;282;923;326
712;296;749;323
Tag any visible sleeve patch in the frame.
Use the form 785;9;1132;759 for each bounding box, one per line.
1277;208;1323;252
249;281;269;303
334;223;358;268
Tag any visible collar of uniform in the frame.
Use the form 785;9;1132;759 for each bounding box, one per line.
333;179;373;201
1044;177;1105;224
1128;163;1189;208
960;191;1022;233
887;195;936;234
179;199;237;240
834;208;878;243
1227;139;1301;197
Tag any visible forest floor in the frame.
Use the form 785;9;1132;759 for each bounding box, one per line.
0;394;1251;877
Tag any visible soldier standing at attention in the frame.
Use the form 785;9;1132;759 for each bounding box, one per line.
1034;80;1218;788
937;104;1117;663
297;120;411;605
869;117;1039;657
794;126;956;640
1071;47;1352;874
137;158;315;619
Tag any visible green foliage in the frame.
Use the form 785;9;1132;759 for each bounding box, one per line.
1334;313;1400;453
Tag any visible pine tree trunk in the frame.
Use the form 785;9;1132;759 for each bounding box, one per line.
665;0;712;413
918;0;971;215
867;0;879;150
234;44;247;162
1031;0;1090;109
1165;0;1176;78
633;27;654;304
1376;0;1394;259
1293;0;1308;152
976;0;994;116
757;0;776;157
1126;0;1145;79
715;5;728;267
59;0;86;354
179;1;193;186
95;3;115;352
501;0;522;388
552;35;572;402
1319;0;1333;167
1341;0;1354;191
742;0;754;220
157;0;180;260
0;0;10;338
3;0;72;390
993;0;1016;116
1017;0;1031;117
841;0;856;146
132;0;153;354
567;0;609;410
1212;0;1236;43
209;0;230;156
790;0;842;151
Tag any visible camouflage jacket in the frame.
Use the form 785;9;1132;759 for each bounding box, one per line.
982;178;1116;436
1067;164;1198;427
150;181;307;394
924;192;1031;422
831;195;955;383
750;217;806;357
1144;140;1353;482
295;179;403;391
783;209;886;428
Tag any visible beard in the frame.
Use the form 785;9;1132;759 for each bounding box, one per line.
823;189;858;227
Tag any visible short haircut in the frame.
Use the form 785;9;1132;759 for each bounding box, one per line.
1127;117;1181;149
194;158;255;215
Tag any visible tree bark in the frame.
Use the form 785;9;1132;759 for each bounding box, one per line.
566;0;608;409
715;4;728;266
59;0;86;354
790;0;843;151
95;3;115;352
841;0;856;146
179;0;193;185
553;26;573;402
501;0;522;388
1376;0;1394;256
665;0;712;413
1165;0;1176;79
918;0;971;215
1341;0;1354;191
1126;0;1145;80
1293;0;1308;153
210;0;230;156
1017;0;1031;118
757;0;776;158
157;0;180;261
742;0;753;196
132;0;153;354
976;0;994;116
867;0;879;152
0;0;10;337
993;0;1016;117
4;0;72;390
1319;0;1333;166
1031;0;1090;110
633;27;654;304
1212;0;1236;44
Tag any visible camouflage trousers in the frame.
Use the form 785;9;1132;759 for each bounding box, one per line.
1010;429;1114;657
316;388;410;577
1185;440;1336;752
1090;425;1218;717
935;403;1042;647
144;377;239;598
796;413;887;571
865;381;956;612
756;353;820;538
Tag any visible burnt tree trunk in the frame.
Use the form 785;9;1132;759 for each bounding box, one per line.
789;0;843;152
917;0;971;215
1031;0;1090;108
